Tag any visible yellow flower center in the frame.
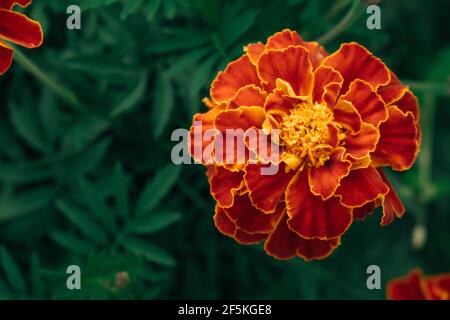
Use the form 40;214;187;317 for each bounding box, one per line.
279;102;335;170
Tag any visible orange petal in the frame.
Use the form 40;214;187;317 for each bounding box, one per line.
244;42;265;65
244;128;281;164
258;45;314;96
378;169;405;226
244;162;295;213
188;106;224;164
371;106;419;171
333;99;362;132
0;40;13;75
394;89;419;123
228;84;267;108
335;166;389;208
210;55;261;102
322;42;391;92
214;205;236;237
424;274;450;300
265;29;303;50
223;193;282;234
387;269;426;300
209;167;243;208
312;65;343;106
296;236;340;261
340;79;388;126
0;0;32;9
214;205;267;244
309;148;351;200
353;200;380;221
214;106;266;166
286;170;352;239
0;9;43;48
264;212;340;260
300;41;328;69
344;122;379;159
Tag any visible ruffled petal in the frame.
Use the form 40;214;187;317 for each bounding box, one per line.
265;29;303;50
224;193;282;234
209;167;243;208
394;89;419;123
387;270;426;300
188;106;224;164
309;148;351;200
378;169;405;226
264;212;340;260
371;106;419;171
322;42;391;92
344;123;379;159
332;99;362;132
0;9;43;48
214;206;268;244
258;45;314;96
353;200;380;221
312;65;343;106
210;55;260;102
340;79;388;126
0;0;32;9
424;274;450;300
300;41;328;69
228;84;267;108
286;170;352;239
214;106;266;167
0;40;13;75
335;166;389;207
244;42;265;65
244;162;295;213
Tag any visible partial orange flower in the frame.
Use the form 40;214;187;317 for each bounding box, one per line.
387;269;450;300
188;29;421;261
0;0;43;75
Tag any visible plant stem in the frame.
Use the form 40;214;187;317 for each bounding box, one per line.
317;0;365;45
13;49;81;110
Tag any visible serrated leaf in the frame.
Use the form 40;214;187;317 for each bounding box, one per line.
1;247;26;295
50;231;95;255
130;211;181;234
0;187;55;222
121;0;143;20
110;72;147;117
152;74;174;138
111;163;130;218
121;237;175;267
135;164;181;216
56;200;109;245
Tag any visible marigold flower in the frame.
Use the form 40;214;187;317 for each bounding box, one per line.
188;29;421;261
387;269;450;300
0;0;43;75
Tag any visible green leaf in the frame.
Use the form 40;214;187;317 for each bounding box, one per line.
0;187;55;222
56;200;109;245
1;247;26;295
152;74;174;138
111;163;130;218
110;72;148;117
146;0;162;21
130;211;181;234
121;237;176;267
50;231;95;255
9;102;48;153
121;0;144;20
135;164;181;216
30;252;44;298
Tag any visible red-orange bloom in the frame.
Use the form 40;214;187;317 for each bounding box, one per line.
189;29;421;261
387;269;450;300
0;0;43;75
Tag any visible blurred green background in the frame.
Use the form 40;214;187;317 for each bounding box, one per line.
0;0;449;299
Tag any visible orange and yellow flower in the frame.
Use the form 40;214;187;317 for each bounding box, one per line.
387;269;450;300
189;29;421;261
0;0;43;75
